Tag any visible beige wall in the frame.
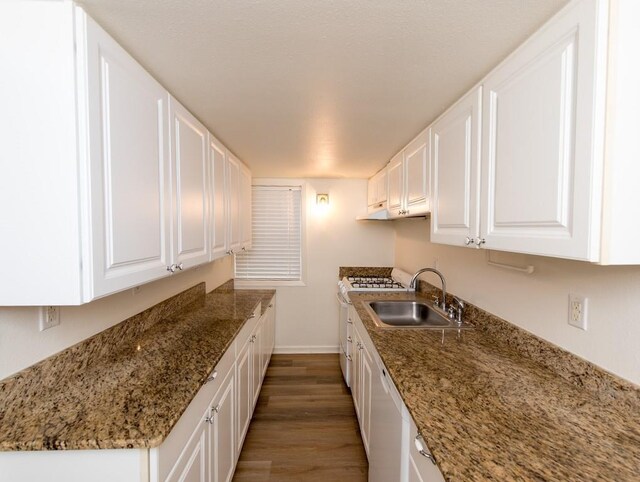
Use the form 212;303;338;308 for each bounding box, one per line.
0;256;234;380
256;179;395;352
394;218;640;385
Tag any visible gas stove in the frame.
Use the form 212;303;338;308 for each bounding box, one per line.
344;276;406;290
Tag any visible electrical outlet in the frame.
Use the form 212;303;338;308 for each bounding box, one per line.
39;306;60;331
132;286;141;296
568;294;588;330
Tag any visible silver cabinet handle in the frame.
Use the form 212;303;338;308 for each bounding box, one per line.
249;313;256;319
347;336;352;343
213;404;220;413
205;371;217;383
347;319;353;325
474;237;486;247
268;304;273;308
241;246;246;251
166;264;176;273
176;262;184;271
415;434;436;465
205;413;214;424
346;354;352;361
464;236;473;246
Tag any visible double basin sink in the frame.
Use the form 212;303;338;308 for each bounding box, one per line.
366;300;473;330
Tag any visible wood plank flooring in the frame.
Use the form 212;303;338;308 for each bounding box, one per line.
233;354;368;481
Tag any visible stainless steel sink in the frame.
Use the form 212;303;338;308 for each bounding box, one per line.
366;300;473;329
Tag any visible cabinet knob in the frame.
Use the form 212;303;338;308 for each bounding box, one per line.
347;336;353;343
166;264;176;273
205;371;217;383
464;236;473;246
176;262;184;271
241;246;246;251
213;404;220;414
346;354;352;361
205;414;214;424
414;433;436;465
474;237;486;247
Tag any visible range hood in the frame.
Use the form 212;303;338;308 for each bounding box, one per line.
356;210;429;221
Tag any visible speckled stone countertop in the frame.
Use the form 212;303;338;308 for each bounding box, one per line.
349;291;640;481
0;281;275;451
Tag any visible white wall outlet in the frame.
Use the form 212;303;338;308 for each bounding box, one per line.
39;306;60;331
568;294;588;330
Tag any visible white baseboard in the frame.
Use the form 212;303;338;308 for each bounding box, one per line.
273;345;340;354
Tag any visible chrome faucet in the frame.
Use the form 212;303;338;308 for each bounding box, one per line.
409;268;446;311
450;296;465;323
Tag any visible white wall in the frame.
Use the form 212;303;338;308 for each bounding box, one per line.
394;218;640;385
259;179;395;352
0;256;234;380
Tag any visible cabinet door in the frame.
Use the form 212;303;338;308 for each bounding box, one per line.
387;153;404;216
351;331;361;421
404;130;430;215
239;163;252;251
169;97;210;269
209;369;236;482
209;135;228;260
480;0;604;260
84;15;171;299
236;337;252;453
260;309;271;378
226;154;241;253
408;418;445;482
431;88;482;246
165;413;208;482
251;323;263;409
367;176;377;207
360;341;373;456
375;170;388;204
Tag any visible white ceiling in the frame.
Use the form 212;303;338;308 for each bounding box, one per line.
78;0;568;178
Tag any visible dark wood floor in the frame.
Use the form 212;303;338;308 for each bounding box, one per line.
233;354;368;481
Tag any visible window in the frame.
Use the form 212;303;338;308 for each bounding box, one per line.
235;185;302;282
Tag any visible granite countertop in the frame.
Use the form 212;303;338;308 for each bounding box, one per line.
349;291;640;482
0;281;275;451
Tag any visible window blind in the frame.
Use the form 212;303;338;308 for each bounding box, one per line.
235;185;302;280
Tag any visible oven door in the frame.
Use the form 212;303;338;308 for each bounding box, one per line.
336;291;351;387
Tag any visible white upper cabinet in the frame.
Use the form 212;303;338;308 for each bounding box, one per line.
0;3;252;304
430;88;482;246
226;154;242;253
208;135;229;260
385;129;430;219
239;163;252;251
430;0;640;264
367;168;388;213
387;153;404;217
480;0;604;260
404;130;430;216
83;10;172;299
169;97;210;269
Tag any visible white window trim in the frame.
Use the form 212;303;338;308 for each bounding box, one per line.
234;179;307;288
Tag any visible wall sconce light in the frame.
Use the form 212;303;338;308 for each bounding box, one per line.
316;193;330;206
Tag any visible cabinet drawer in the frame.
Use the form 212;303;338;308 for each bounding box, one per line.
236;303;262;345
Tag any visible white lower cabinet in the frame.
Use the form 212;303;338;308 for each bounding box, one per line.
351;324;374;457
0;296;276;482
350;311;445;482
408;418;445;482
